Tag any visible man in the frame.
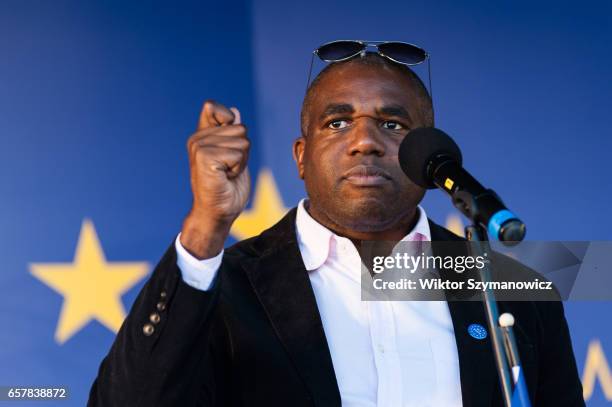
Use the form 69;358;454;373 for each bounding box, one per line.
88;51;584;406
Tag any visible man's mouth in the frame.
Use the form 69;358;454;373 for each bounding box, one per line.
341;165;392;186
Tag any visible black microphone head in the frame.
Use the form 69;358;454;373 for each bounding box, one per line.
398;127;463;189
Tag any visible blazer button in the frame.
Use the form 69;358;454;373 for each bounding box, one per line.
160;290;167;299
143;323;155;336
156;302;166;312
150;312;161;324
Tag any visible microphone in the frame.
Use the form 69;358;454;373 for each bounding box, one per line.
398;127;526;243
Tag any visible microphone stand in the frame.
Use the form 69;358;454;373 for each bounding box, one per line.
455;192;531;407
465;224;513;406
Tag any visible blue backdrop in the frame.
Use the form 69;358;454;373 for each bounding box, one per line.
1;0;610;405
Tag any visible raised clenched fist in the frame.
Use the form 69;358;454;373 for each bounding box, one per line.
180;100;251;259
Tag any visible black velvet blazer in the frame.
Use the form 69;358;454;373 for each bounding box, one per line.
89;208;584;406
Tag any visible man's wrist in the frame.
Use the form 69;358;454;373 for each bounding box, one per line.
180;215;232;260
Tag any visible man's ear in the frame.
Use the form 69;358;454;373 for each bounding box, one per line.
292;136;306;180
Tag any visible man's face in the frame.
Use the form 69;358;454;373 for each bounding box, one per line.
293;62;428;233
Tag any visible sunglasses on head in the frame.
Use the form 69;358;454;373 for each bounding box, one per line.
306;40;433;101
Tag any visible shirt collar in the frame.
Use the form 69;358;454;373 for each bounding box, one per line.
295;198;431;271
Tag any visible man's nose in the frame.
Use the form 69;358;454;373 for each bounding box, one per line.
347;119;385;156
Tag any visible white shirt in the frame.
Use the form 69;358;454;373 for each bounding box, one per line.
175;199;463;407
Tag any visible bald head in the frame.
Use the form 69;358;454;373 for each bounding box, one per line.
300;52;433;137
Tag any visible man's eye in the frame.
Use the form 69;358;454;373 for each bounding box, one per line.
328;120;350;129
381;121;404;130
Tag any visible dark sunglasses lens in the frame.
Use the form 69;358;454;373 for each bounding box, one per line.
316;41;363;61
378;42;427;64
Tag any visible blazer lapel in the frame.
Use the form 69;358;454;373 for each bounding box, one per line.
445;300;498;406
242;208;341;407
429;220;498;407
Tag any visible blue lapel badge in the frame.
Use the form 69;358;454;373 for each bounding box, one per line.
467;323;488;340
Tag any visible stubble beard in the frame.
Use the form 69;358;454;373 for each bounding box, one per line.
309;189;415;234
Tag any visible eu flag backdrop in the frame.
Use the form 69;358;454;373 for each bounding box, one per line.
1;1;611;405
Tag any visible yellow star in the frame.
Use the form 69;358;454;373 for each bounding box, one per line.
445;213;465;237
231;168;289;240
30;219;149;344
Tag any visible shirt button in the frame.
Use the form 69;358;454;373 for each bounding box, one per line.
378;344;385;354
149;312;161;324
143;323;155;336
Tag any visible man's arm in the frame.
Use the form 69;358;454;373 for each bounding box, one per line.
88;100;251;406
88;241;224;406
